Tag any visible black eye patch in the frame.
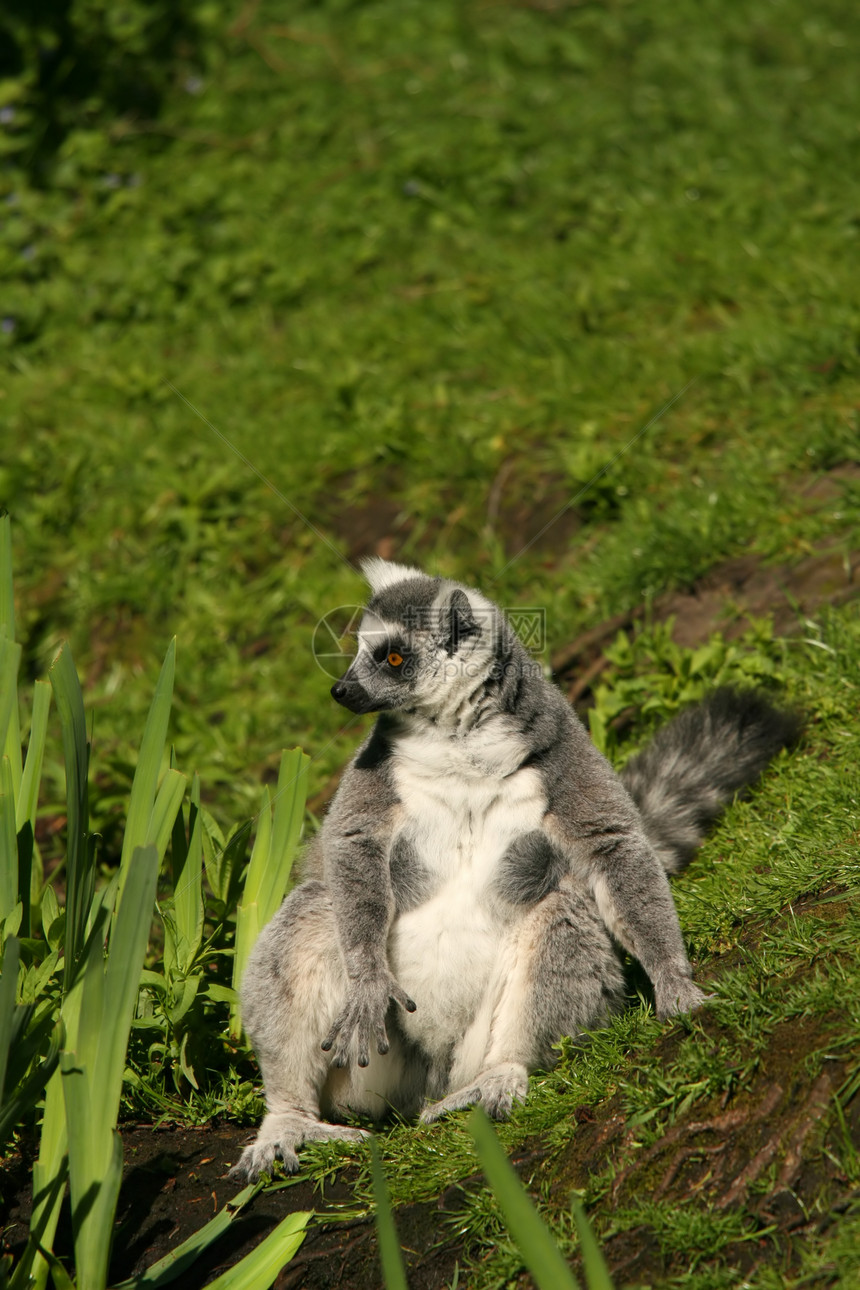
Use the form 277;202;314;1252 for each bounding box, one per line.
372;640;411;672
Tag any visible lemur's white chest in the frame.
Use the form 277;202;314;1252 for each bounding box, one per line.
391;720;546;887
387;719;547;1059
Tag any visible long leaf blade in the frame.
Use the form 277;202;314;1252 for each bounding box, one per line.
63;846;158;1290
119;640;176;898
200;1210;311;1290
261;749;308;918
0;756;16;926
0;638;22;807
49;643;92;989
18;680;52;834
171;807;204;975
230;789;271;1036
146;769;188;868
110;1182;265;1290
0;935;20;1099
0;513;22;810
571;1199;615;1290
370;1139;409;1290
468;1108;580;1290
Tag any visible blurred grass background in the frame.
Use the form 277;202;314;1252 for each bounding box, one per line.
1;0;858;844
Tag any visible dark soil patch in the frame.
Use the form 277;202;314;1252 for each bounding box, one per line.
555;536;859;710
553;462;860;697
324;461;584;565
560;1015;847;1287
0;1122;468;1289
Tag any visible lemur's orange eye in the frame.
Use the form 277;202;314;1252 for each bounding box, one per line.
387;652;404;667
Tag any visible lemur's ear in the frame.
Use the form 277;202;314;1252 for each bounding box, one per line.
446;589;479;655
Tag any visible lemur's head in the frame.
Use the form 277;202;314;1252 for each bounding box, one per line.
330;558;503;719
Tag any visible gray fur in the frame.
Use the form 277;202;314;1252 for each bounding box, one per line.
494;830;567;905
620;688;801;873
232;562;796;1179
389;835;433;912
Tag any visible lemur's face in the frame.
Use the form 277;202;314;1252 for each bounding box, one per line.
330;577;492;717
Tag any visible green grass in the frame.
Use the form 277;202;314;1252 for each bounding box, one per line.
2;0;860;1284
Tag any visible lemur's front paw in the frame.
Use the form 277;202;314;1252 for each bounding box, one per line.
654;975;710;1020
229;1135;300;1182
229;1113;370;1181
321;970;416;1067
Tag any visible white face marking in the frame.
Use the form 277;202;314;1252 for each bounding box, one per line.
356;613;402;658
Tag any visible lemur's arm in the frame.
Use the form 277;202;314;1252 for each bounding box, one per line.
319;751;415;1068
545;731;706;1018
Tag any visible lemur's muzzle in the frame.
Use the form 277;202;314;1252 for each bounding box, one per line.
330;675;378;714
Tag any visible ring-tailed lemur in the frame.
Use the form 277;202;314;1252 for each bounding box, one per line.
233;559;798;1179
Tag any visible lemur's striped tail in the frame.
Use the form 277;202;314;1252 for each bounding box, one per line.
620;688;801;875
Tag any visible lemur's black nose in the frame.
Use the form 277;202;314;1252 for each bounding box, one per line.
331;676;378;713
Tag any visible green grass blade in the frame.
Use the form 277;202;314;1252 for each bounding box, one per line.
265;749;309;914
25;890;114;1290
170;807;204;975
16;820;33;940
0;637;23;811
202;813;250;911
48;642;92;990
99;845;159;1113
146;769;187;868
199;1210;311;1290
0;1017;62;1155
0;757;16;927
468;1108;580;1290
229;787;270;1036
230;751;308;1037
0;935;64;1151
63;845;158;1290
571;1200;615;1290
119;640;176;901
27;1241;75;1290
8;1168;68;1290
370;1139;409;1290
63;1052;124;1290
18;678;52;834
110;1181;265;1290
0;935;19;1100
244;786;272;908
0;515;22;814
27;1072;69;1290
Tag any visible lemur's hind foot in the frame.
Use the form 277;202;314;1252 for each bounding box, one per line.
420;1062;529;1124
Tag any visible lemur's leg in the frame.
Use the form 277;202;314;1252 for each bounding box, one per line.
420;878;624;1123
231;881;357;1178
232;881;417;1179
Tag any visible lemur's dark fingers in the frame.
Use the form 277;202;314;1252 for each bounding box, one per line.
321;1008;348;1053
358;1012;386;1064
390;982;417;1013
